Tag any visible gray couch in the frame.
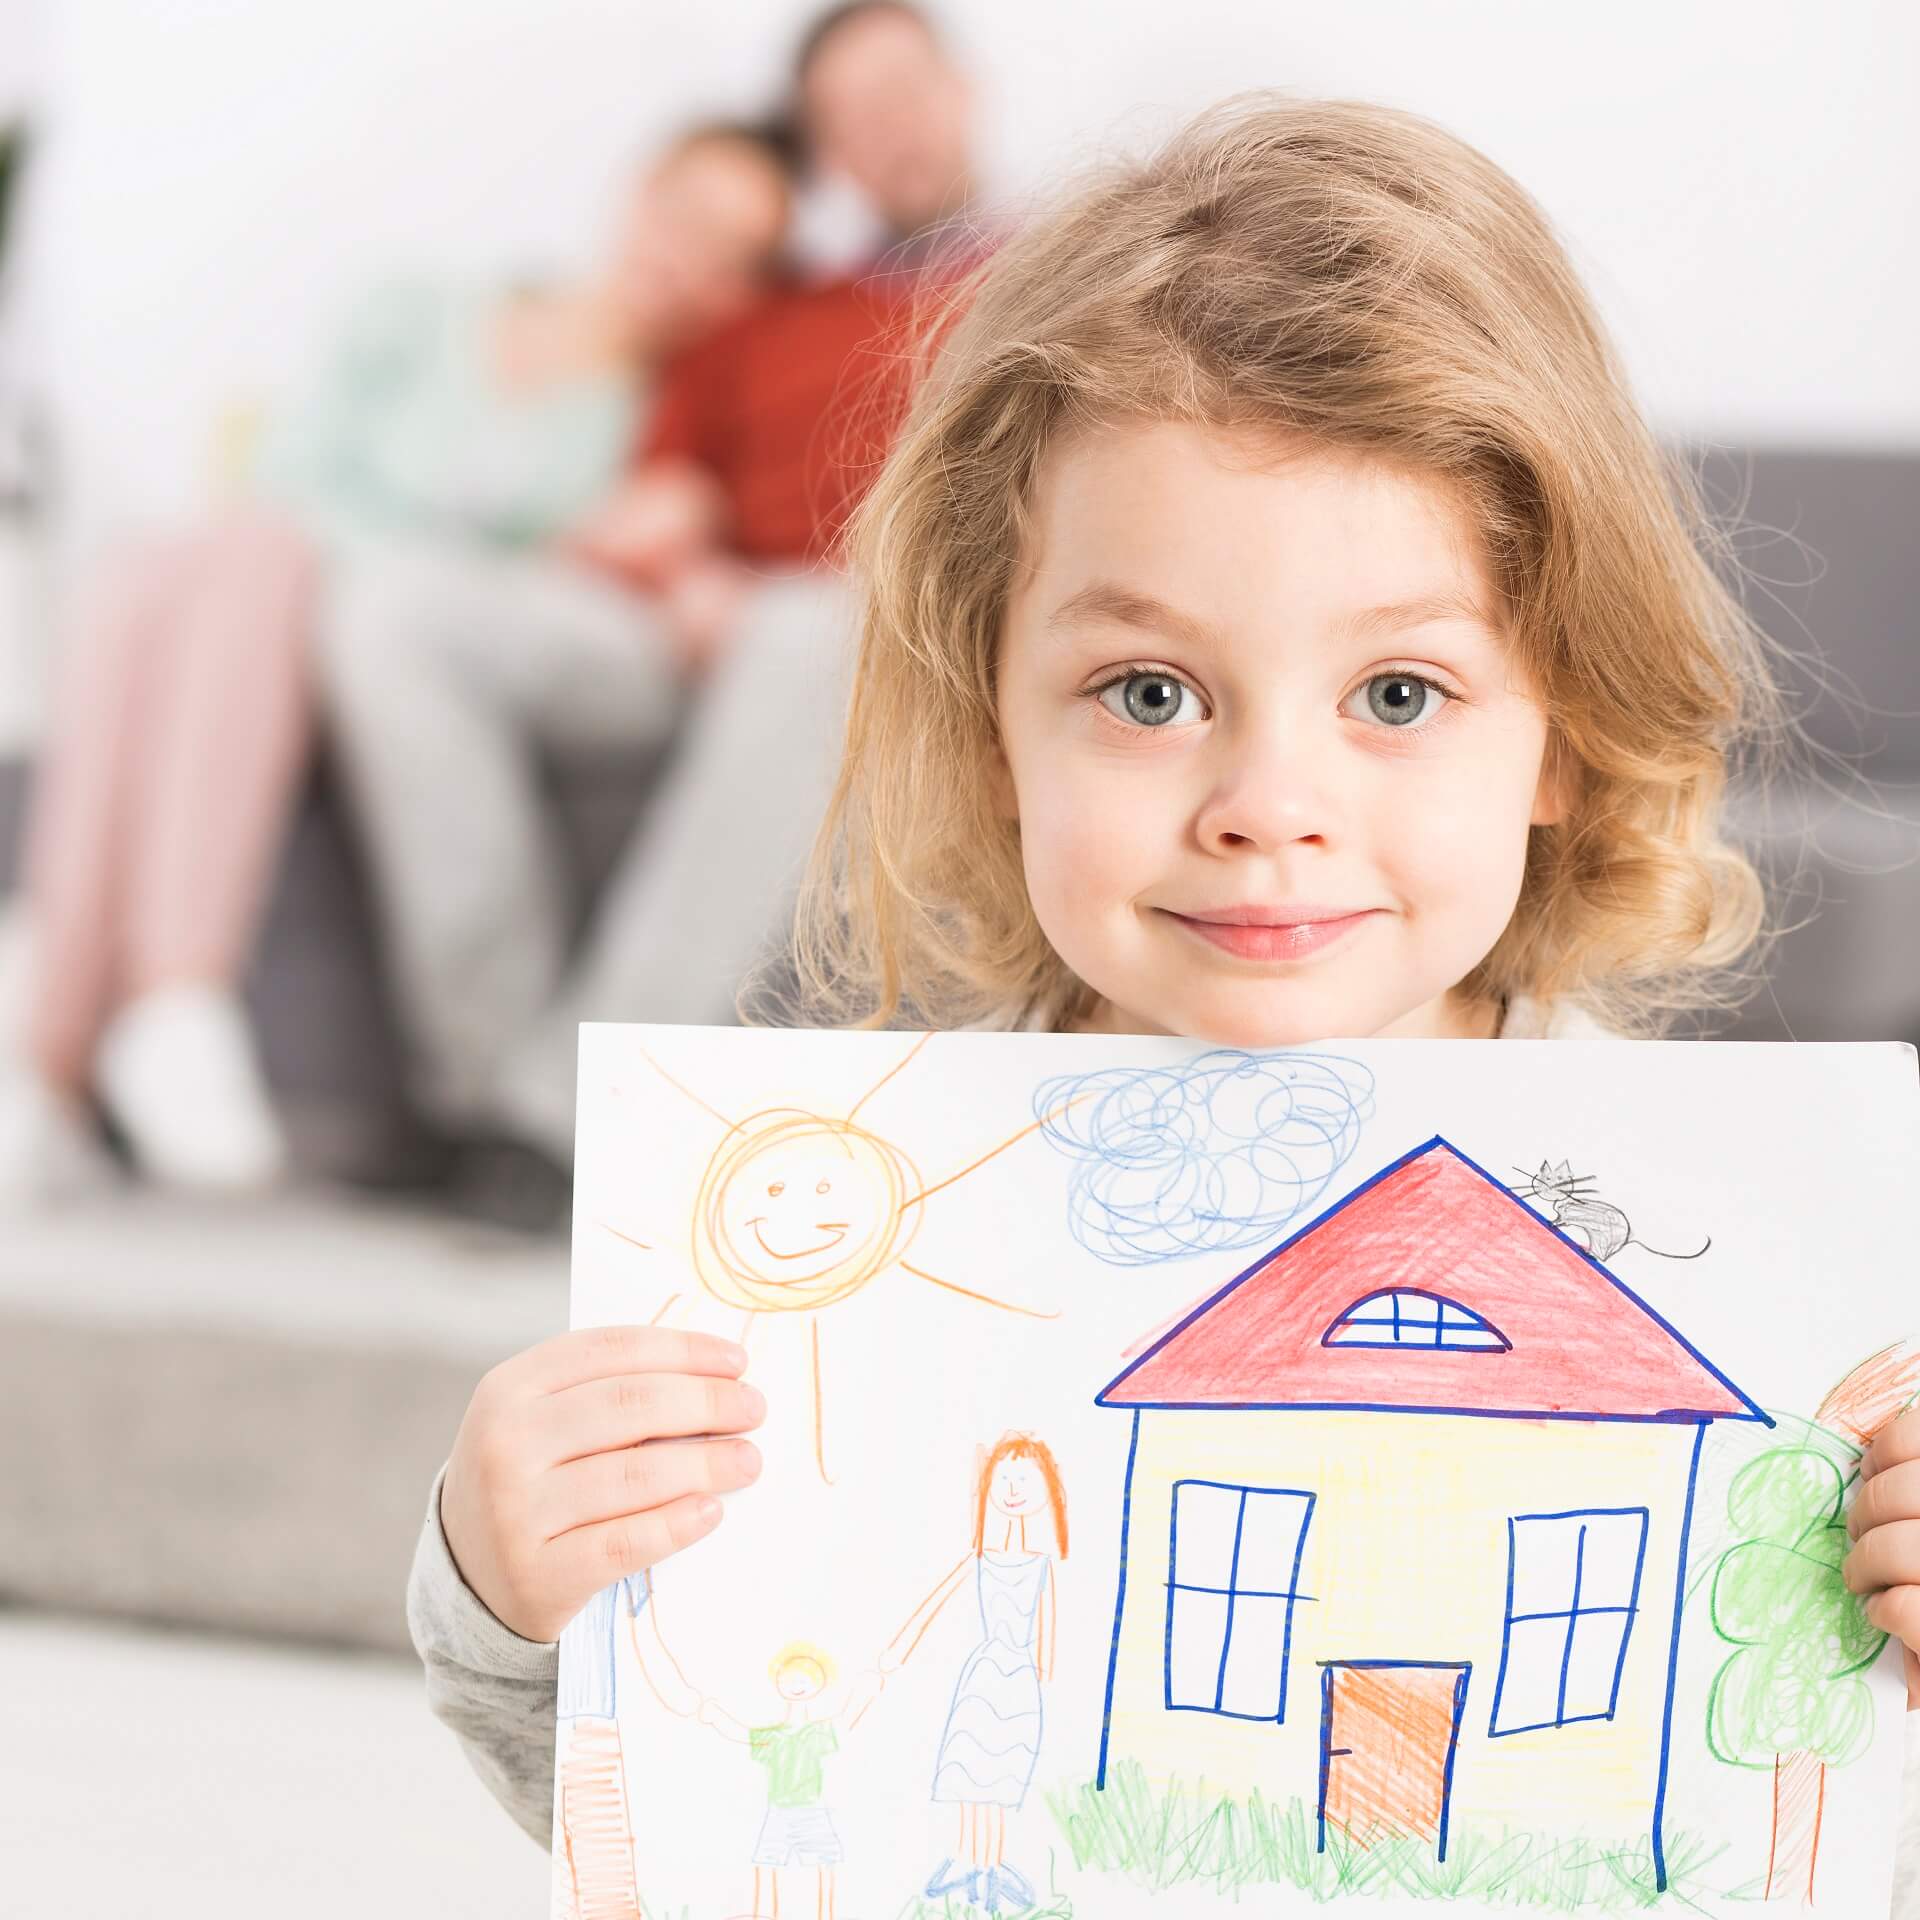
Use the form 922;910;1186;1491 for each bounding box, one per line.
0;739;675;1177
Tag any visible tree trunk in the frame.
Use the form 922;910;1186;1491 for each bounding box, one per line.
1765;1749;1826;1904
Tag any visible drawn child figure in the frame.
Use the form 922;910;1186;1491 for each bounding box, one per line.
629;1596;882;1920
733;1647;871;1920
411;88;1920;1902
881;1435;1068;1914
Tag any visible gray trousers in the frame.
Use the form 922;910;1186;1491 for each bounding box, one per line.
318;540;851;1154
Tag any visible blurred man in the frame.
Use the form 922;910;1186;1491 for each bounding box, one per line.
587;1;986;621
798;0;976;244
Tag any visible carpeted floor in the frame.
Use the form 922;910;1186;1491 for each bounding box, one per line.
0;1609;549;1916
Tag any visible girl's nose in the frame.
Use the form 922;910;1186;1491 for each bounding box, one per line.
1192;727;1338;856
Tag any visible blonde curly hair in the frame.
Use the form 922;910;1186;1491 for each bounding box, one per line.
793;94;1784;1036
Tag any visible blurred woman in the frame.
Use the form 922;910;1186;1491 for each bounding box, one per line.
0;121;794;1202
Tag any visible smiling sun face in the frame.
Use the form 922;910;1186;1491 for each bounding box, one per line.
692;1110;923;1312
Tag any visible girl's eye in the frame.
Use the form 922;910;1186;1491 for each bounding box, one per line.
1349;672;1450;729
1096;671;1206;730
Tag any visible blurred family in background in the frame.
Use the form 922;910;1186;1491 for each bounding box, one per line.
0;0;975;1227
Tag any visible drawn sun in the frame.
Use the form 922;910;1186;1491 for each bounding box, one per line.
603;1035;1063;1482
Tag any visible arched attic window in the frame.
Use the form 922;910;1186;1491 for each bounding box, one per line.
1321;1288;1511;1352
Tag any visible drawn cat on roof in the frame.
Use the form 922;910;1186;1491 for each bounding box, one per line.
1510;1159;1710;1264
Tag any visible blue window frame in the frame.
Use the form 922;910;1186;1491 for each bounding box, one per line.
1489;1507;1649;1736
1165;1480;1314;1721
1322;1288;1511;1351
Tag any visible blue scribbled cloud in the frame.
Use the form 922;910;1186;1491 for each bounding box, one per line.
1032;1049;1376;1266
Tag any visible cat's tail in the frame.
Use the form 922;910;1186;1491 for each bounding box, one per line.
1632;1234;1712;1260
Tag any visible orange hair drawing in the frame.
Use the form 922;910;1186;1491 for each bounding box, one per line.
973;1432;1069;1561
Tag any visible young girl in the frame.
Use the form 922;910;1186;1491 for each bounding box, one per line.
406;95;1920;1898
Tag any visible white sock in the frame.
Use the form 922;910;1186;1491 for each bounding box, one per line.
0;1064;117;1209
95;984;288;1193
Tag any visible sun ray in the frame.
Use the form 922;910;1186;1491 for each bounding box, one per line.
899;1260;1060;1321
639;1045;737;1132
646;1291;682;1327
845;1031;932;1124
601;1222;654;1254
811;1319;834;1486
897;1096;1085;1213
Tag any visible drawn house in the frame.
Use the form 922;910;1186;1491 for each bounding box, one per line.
1093;1136;1767;1889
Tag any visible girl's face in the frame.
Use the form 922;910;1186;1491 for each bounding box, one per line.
991;1455;1047;1521
995;421;1560;1046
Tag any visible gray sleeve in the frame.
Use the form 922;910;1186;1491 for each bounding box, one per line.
405;1465;559;1848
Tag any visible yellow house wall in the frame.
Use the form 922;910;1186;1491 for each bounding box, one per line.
1099;1408;1702;1842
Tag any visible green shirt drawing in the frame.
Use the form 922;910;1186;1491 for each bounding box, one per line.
748;1720;839;1808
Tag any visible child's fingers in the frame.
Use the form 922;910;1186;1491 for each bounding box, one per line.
545;1436;763;1538
1847;1456;1920;1538
1864;1584;1920;1651
513;1326;749;1396
539;1371;767;1465
1844;1518;1920;1595
1860;1407;1920;1483
549;1492;726;1593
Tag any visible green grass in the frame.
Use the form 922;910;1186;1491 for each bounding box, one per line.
895;1896;1073;1919
1045;1763;1725;1910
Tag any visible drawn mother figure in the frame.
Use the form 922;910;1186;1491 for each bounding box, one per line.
880;1433;1068;1916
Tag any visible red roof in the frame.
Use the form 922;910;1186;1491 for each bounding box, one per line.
1098;1137;1764;1424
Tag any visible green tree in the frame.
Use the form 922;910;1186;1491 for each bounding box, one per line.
1706;1446;1886;1902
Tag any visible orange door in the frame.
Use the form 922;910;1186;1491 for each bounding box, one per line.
1318;1662;1470;1860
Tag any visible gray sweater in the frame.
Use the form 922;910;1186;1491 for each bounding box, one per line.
407;1467;558;1846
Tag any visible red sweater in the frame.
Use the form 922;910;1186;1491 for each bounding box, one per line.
641;272;927;566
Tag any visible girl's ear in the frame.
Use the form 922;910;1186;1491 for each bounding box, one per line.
1531;734;1574;828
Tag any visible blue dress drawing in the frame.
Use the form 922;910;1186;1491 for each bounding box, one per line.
931;1552;1049;1809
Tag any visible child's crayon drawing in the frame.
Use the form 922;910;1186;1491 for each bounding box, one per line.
558;1027;1918;1919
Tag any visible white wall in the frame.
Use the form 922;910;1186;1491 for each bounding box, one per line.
16;0;1920;558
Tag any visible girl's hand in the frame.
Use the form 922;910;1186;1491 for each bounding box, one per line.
1845;1406;1920;1708
439;1326;765;1644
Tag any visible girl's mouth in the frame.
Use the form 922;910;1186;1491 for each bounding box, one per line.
1161;906;1380;962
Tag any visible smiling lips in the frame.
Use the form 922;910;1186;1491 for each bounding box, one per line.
748;1217;850;1261
1162;903;1381;962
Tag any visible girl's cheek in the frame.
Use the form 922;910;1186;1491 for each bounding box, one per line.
1019;763;1148;921
1380;737;1538;910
